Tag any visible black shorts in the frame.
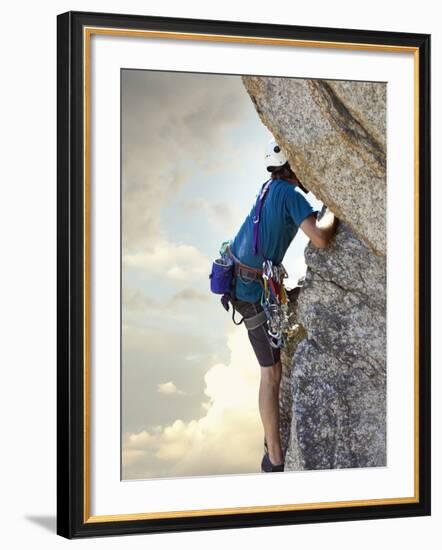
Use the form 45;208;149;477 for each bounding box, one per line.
231;298;280;368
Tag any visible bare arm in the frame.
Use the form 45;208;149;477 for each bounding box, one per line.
300;208;337;249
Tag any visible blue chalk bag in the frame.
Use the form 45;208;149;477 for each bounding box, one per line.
209;258;234;295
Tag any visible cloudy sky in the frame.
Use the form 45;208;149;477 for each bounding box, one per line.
121;69;321;480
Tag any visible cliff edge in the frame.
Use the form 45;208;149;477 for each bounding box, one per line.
243;76;387;469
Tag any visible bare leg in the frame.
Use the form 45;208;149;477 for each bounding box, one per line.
259;361;283;465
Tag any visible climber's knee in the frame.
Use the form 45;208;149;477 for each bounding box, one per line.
260;361;282;387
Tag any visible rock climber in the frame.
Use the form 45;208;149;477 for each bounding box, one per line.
227;138;337;473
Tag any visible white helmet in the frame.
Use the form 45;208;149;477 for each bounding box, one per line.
265;139;287;172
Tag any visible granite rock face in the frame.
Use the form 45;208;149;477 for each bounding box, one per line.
284;221;386;470
242;76;386;256
243;76;387;470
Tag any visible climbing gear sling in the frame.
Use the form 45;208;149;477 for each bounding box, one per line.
252;178;272;255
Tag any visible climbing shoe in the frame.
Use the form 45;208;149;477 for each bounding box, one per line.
261;452;284;473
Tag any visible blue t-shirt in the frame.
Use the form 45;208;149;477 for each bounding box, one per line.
229;178;316;303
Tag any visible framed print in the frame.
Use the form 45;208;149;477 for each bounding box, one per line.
56;11;431;538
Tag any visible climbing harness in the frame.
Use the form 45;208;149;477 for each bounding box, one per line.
210;177;292;346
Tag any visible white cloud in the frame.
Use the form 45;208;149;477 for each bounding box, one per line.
123;286;210;317
123;240;210;283
122;449;146;468
168;288;208;304
157;381;186;396
122;328;263;478
121;71;250;252
122;288;156;312
182;198;238;231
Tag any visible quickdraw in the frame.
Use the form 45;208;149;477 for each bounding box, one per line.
261;259;290;349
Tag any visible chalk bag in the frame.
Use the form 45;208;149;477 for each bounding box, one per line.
209;258;234;295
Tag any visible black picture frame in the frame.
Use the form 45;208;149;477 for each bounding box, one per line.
57;10;431;539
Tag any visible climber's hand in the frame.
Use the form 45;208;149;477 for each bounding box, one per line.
300;209;337;249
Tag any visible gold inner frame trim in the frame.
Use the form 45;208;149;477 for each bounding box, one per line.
413;48;420;502
83;26;420;524
86;26;418;53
